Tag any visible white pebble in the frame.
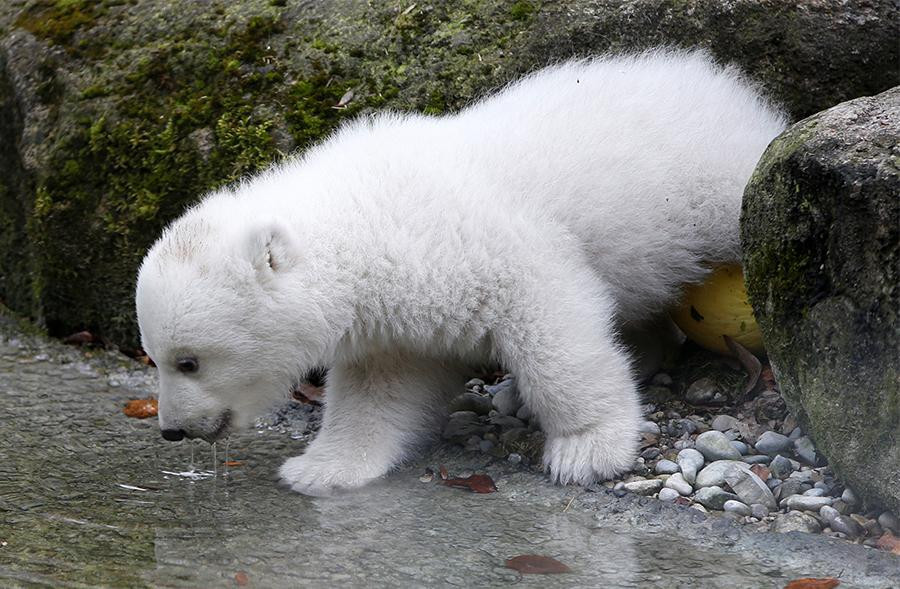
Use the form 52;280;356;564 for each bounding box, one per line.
658;488;680;502
723;500;752;516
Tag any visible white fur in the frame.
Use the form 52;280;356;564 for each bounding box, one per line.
135;49;787;496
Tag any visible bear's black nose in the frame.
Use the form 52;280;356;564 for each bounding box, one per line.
161;429;185;442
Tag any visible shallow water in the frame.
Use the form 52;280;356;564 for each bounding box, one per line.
1;326;897;588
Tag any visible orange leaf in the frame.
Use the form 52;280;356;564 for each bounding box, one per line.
224;461;243;467
123;398;158;419
63;330;95;345
750;464;771;481
442;474;497;494
783;578;840;589
505;555;571;575
439;464;449;480
234;571;249;586
875;531;900;555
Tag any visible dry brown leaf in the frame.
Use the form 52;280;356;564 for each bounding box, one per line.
875;531;900;555
442;474;497;494
224;461;243;467
63;330;95;345
724;335;762;394
123;398;158;419
234;571;249;586
439;464;449;480
783;578;840;589
505;555;571;575
750;464;770;481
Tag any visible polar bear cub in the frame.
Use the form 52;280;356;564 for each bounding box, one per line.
136;49;786;496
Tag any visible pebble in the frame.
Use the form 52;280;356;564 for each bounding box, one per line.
773;511;822;534
488;414;525;429
784;495;833;511
741;455;770;465
442;411;487;441
711;414;741;432
685;377;726;405
695;430;742;461
877;511;898;533
477;439;494;452
676;448;705;484
802;488;825;497
725;468;778;510
465;378;485;389
695;460;750;488
788;426;803;440
515;404;532;422
507;453;522;464
490;382;521;416
651;373;673;386
793;436;818;464
694;486;738;510
841;488;858;506
819;505;840;525
638;421;661;435
830;515;863;538
673;439;695;451
730;441;749;455
655;459;680;475
769;455;794;479
723;500;752;516
754;431;792;454
658;487;680;502
447;392;493;415
665;472;693;496
751;503;770;519
623;479;663;496
640;447;661;460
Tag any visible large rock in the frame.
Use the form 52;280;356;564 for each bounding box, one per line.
741;87;899;512
0;0;896;346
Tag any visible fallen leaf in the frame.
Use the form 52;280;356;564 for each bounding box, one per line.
234;571;249;586
639;433;659;449
760;364;778;390
750;464;770;481
223;461;242;467
439;464;448;480
123;398;158;419
505;555;571;575
674;496;692;506
783;578;839;589
724;335;762;395
63;330;95;345
875;531;900;555
333;89;354;108
442;474;497;493
291;385;323;405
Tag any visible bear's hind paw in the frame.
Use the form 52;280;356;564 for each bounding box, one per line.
543;426;636;486
279;454;385;497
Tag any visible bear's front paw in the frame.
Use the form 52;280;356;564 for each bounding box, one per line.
279;452;387;497
543;426;636;486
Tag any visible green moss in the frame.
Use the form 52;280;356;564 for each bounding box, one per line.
509;1;536;21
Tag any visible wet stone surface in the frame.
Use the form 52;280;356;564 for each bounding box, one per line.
1;322;898;587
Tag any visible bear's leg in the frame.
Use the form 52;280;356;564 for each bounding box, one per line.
279;355;463;496
494;272;642;486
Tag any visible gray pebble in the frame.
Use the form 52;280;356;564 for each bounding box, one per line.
773;511;822;534
819;505;840;525
673;439;695;451
658;487;680;502
877;511;898;534
488;414;525;429
777;478;804;501
731;441;749;455
788;426;803;440
766;478;782;490
655;459;680;475
507;453;522;464
695;430;742;462
676;448;705;484
685;377;725;405
741;454;771;465
723;500;752;516
725;467;778;510
478;439;494;452
784;495;833;511
622;479;664;496
640;447;661;460
802;488;825;497
694;485;738;510
665;472;693;496
515;404;532;422
769;455;794;479
442;411;488;442
711;414;741;432
638;421;660;435
490;382;521;416
831;515;863;538
447;392;493;415
754;431;792;454
841;487;858;506
651;373;673;387
751;503;770;519
793;436;819;465
696;460;750;488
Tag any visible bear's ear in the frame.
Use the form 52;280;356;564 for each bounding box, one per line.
244;221;300;278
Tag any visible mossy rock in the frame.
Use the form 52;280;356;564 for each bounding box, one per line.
0;0;896;346
741;87;899;512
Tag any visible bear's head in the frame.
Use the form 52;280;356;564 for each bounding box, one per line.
136;198;336;443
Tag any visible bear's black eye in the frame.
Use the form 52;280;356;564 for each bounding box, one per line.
176;357;199;373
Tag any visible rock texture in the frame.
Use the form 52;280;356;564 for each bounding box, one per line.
741;87;900;513
0;0;896;345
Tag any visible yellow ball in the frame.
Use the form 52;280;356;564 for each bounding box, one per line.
671;264;765;356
